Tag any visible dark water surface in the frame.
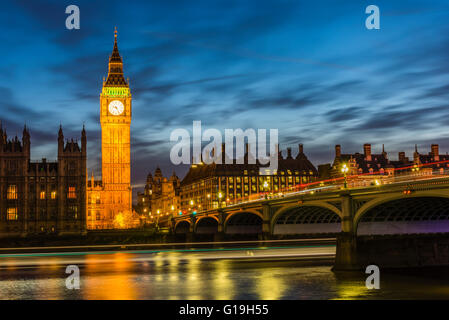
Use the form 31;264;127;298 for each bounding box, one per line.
0;248;448;300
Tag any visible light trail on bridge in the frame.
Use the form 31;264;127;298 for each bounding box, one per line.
0;243;336;268
0;238;335;253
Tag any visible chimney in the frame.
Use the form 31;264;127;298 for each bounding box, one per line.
278;145;283;160
363;144;372;161
398;152;406;163
287;147;292;159
298;144;304;154
221;142;231;164
335;145;341;158
431;144;439;161
246;142;256;164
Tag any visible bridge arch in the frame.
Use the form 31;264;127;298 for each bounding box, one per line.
194;216;219;234
271;203;342;235
174;220;191;234
355;192;449;235
224;210;263;234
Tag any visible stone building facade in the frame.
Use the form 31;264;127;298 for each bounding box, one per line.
136;167;181;226
179;144;318;215
0;125;87;237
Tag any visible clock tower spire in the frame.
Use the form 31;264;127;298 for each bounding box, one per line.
105;27;128;87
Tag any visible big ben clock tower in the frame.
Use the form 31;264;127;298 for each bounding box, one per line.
98;28;132;225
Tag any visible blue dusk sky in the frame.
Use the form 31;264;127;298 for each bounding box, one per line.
1;0;449;192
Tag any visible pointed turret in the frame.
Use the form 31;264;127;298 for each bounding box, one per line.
105;27;128;87
0;120;3;152
413;144;420;163
110;27;122;63
170;171;179;180
58;124;64;157
81;124;87;155
382;144;388;159
22;124;30;155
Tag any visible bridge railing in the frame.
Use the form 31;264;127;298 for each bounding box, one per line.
223;160;449;207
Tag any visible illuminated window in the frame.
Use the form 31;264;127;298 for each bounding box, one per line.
68;205;78;219
7;207;17;220
40;191;46;200
68;186;76;199
51;191;57;199
7;185;17;200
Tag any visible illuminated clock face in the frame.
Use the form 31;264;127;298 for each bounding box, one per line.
108;100;124;115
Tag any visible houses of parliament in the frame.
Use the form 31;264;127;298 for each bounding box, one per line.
0;30;134;237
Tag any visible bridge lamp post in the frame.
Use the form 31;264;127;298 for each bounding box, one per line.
218;192;223;208
341;164;349;189
263;181;269;199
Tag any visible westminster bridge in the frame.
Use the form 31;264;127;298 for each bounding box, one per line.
171;174;449;269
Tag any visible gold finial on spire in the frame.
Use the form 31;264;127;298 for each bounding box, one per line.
114;26;118;38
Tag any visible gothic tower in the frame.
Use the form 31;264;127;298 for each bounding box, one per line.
100;28;132;221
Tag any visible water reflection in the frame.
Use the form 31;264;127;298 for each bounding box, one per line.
84;253;138;300
1;251;449;300
212;260;234;300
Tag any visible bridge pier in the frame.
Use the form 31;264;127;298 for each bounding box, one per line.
186;215;196;242
214;210;225;241
262;203;272;240
333;192;359;271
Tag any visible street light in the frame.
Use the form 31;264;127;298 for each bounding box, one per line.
218;192;223;208
263;180;269;199
341;163;349;189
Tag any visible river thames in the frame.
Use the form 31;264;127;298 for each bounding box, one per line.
0;243;448;300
